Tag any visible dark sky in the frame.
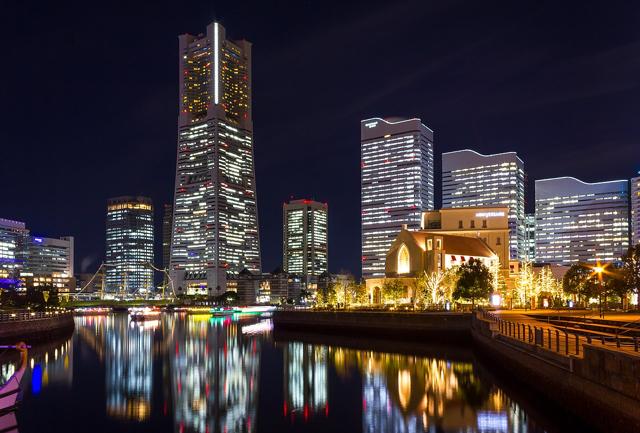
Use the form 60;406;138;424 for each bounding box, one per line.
1;1;639;277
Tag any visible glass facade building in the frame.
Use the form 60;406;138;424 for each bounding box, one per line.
105;196;154;294
0;218;28;288
441;149;525;261
283;199;328;282
535;177;629;265
170;21;260;296
632;175;640;247
361;117;434;279
524;213;536;262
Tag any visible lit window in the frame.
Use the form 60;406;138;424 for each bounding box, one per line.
427;239;433;251
397;244;410;274
436;239;442;250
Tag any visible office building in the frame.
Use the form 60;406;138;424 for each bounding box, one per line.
0;218;28;289
361;117;434;279
170;21;260;296
105;196;154;294
162;204;172;270
441;149;525;260
283;199;328;285
632;175;640;247
535;177;629;265
524;213;536;262
23;235;75;292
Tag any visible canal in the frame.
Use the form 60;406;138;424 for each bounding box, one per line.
1;312;599;433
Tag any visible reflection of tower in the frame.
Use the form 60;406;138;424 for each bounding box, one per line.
170;316;260;433
105;316;154;421
283;342;327;422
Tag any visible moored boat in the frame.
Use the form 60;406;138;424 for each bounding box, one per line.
0;342;28;414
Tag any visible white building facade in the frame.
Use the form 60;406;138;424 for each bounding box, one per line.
441;149;526;261
283;199;328;282
360;117;434;279
535;177;629;265
632;175;640;247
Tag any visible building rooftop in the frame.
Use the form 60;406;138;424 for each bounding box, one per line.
406;230;496;258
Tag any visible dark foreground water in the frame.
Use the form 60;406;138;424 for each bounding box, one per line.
0;313;598;433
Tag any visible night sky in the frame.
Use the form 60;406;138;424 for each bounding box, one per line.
1;1;639;278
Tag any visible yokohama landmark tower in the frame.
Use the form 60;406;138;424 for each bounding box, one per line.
170;21;261;295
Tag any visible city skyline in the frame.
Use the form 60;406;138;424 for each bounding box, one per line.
2;1;640;278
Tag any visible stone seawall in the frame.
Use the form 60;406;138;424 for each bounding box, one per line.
472;314;640;433
0;313;75;343
273;310;471;342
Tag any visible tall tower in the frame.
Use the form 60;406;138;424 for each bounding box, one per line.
283;199;328;285
441;149;525;261
632;175;640;247
535;177;629;265
105;196;154;294
361;117;434;280
170;22;261;296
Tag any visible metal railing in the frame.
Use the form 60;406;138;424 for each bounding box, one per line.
478;310;639;355
0;310;71;323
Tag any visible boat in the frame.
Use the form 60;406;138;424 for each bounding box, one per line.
74;307;112;316
210;307;236;317
0;411;17;433
0;342;28;414
236;305;277;314
128;307;161;321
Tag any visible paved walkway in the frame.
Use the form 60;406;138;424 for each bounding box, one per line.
488;309;640;357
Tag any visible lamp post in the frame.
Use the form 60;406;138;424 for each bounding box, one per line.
593;264;604;319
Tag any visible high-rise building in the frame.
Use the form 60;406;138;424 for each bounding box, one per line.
23;235;75;292
0;218;28;289
162;204;173;270
283;199;328;284
441;149;525;261
524;213;536;262
361;117;434;279
170;21;260;296
105;196;154;294
535;177;629;265
632;175;640;247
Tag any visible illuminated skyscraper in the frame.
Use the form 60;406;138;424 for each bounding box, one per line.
283;199;328;284
170;21;260;296
632;175;640;247
0;218;28;289
441;149;525;261
535;177;629;265
361;117;434;279
105;196;154;294
524;213;535;262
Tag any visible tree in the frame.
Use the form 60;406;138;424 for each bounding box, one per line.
562;264;594;306
537;266;563;307
452;259;493;307
514;261;535;308
621;245;640;309
419;269;455;308
382;279;406;305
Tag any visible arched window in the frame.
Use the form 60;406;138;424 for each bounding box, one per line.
397;244;410;274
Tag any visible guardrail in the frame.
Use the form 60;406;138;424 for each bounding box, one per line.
0;310;71;323
478;310;639;355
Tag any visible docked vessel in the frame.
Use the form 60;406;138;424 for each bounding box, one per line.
0;342;28;414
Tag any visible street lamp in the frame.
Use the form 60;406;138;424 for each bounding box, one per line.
591;263;605;318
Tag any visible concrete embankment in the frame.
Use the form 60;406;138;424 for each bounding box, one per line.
273;310;640;433
273;310;471;342
472;315;640;433
0;312;75;343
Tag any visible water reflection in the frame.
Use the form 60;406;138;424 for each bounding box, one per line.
6;313;581;433
168;314;261;433
283;342;328;422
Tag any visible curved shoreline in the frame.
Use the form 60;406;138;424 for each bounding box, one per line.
0;313;75;343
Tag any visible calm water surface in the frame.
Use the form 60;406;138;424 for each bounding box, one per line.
0;313;597;433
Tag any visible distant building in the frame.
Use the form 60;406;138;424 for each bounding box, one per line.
170;21;260;296
361;117;434;279
632;175;640;247
524;213;536;262
421;207;510;269
23;235;75;293
535;177;629;265
232;268;302;305
105;196;154;294
75;272;103;294
162;204;172;270
0;218;28;289
441;149;525;260
283;199;328;286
